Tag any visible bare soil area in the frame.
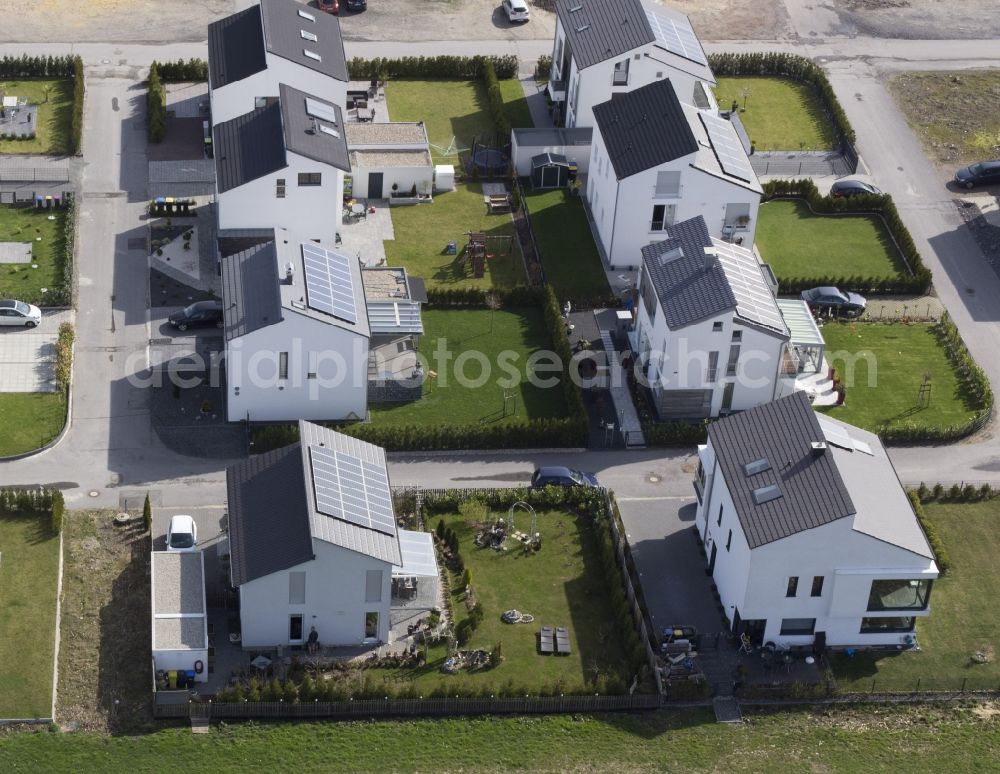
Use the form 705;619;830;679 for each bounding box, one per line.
831;0;1000;39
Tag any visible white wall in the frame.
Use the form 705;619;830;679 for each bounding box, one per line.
240;539;393;647
210;55;348;124
217;151;344;239
510;138;591;177
226;310;368;422
153;647;209;682
352;164;432;199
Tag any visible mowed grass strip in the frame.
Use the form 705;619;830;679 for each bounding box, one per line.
368;307;568;427
0;79;74;155
757;199;907;281
0;206;68;300
819;323;980;432
0;512;59;718
713;76;838;151
522;187;611;304
0;393;66;456
831;500;1000;691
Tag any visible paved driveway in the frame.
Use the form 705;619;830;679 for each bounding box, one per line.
617;496;722;638
0;309;73;392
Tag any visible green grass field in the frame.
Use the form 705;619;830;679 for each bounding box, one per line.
713;76;838;150
522;187;610;304
497;78;533;130
819;323;981;433
0;206;68;302
2;705;999;771
383;183;524;289
757;199;908;282
831;500;1000;692
0;79;74;155
369;307;568;427
0;512;59;718
0;393;66;456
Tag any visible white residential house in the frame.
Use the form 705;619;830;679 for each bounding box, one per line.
214;83;349;240
227;421;422;648
221;229;370;423
549;0;716;129
632;215;790;419
345;122;434;200
586;78;763;268
693;392;938;649
207;0;348;124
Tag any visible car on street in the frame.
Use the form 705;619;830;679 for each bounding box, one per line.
530;466;600;488
318;0;339;13
801;286;867;317
830;179;883;198
166;514;198;551
0;299;42;328
502;0;530;22
168;300;224;331
344;0;366;10
954;161;1000;189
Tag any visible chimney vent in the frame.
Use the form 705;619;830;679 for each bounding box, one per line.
811;441;827;457
703;246;718;271
285;262;295;284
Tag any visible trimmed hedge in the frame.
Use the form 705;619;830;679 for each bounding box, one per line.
0;487;62;535
762;178;933;295
55;322;74;394
70;55;84;156
534;55;552;80
907;490;950;575
483;59;510;138
0;56;84;155
641;420;708;447
708;51;855;144
147;62;166;144
155;58;208;83
347;55;518;81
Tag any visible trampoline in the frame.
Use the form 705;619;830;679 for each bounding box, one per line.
473;147;508;174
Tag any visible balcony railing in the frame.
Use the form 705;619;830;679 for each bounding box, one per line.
706;368;718;383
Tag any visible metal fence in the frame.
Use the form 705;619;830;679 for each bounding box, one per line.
0;166;69;183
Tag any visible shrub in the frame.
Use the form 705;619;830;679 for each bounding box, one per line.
50;490;64;535
155;58;209;82
347;55;518;80
916;482;930;502
54;323;74;394
907;490;949;575
146;62;166;144
932;483;944;500
534;55;552;80
70;55;84;156
455;617;474;645
435;519;446;541
142;493;152;533
281;680;299;703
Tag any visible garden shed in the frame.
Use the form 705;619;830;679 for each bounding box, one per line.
531;152;571;189
151;550;209;685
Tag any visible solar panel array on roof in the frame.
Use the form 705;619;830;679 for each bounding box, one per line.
699;112;754;183
645;8;707;67
305;97;338;124
711;241;787;333
818;415;854;451
302;244;358;324
309;445;396;536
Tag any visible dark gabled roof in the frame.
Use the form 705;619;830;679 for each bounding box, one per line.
221;239;283;341
279;83;351;172
593;79;698;179
208;5;267;90
213;103;286;193
555;0;653;70
640;216;736;328
227;443;315;586
708;392;856;550
260;0;349;82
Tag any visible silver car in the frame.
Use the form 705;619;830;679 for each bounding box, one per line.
0;299;41;328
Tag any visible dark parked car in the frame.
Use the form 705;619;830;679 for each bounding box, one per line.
344;0;367;9
954;161;1000;189
830;179;882;198
168;300;224;331
801;286;867;318
530;466;600;488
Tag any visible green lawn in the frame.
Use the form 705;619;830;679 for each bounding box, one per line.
0;512;60;718
713;76;838;150
369;307;568;427
384;183;524;289
831;501;1000;692
757;199;907;282
819;323;981;433
497;78;533;130
0;206;68;303
522;187;611;304
0;79;74;155
3;705;1000;771
0;393;66;456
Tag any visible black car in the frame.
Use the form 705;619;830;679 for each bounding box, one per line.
530;466;600;488
954;161;1000;189
801;286;867;318
168;300;224;331
344;0;366;10
830;179;882;198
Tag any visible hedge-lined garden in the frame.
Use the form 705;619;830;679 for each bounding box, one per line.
0;55;83;155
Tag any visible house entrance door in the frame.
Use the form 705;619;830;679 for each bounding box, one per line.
368;172;383;198
289;614;304;644
364;611;379;641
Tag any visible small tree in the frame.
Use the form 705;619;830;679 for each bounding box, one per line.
435;518;446;541
50;490;64;535
142;492;152;533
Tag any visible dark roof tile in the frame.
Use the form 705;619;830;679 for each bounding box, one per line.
213;103;287;193
221;239;283;341
554;0;653;70
208;6;267;90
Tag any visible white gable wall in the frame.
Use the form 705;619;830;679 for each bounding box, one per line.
239;538;393;647
226;310;368;422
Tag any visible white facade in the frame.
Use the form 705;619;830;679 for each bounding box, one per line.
210;53;348;125
227;309;368;422
350;156;432;200
586;129;760;269
694;442;938;649
239;538;393;647
510;129;592;177
216;150;344;240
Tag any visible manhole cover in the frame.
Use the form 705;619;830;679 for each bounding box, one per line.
127;237;147;250
648;474;661;483
88;490;99;497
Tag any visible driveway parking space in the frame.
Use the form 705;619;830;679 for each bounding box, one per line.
617;496;722;638
153;504;227;553
0;309;73;392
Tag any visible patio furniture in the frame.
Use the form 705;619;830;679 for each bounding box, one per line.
357;107;376;123
487;193;511;213
555;627;571;655
539;626;555;654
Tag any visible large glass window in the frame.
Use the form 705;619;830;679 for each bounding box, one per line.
786;576;799;598
860;616;916;634
779;618;815;636
867;579;932;611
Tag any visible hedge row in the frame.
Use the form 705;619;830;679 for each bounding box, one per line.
154;58;208;83
0;55;78;78
147;62;166;144
70;56;84;156
0;487;64;535
55;322;74;394
708;51;855;144
907;491;950;575
641;420;708;447
917;481;997;504
762;178;933;294
347;55;518;81
483;59;510;138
